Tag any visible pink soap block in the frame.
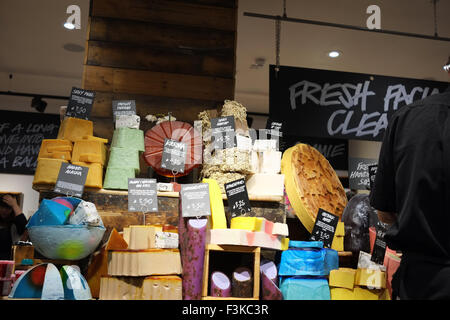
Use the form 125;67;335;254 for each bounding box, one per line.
384;251;401;297
251;232;283;250
0;261;14;279
264;221;274;234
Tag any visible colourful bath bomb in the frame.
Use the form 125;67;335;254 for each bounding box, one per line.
51;198;74;217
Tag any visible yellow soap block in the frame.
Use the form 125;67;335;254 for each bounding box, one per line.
128;225;163;250
230;216;259;231
79;153;102;163
379;288;391;300
33;158;68;185
353;287;382;300
331;235;344;251
141;276;182;300
37;139;73;159
51;151;72;161
202;178;227;229
72;140;107;165
281;237;290;250
355;268;386;289
82;135;109;144
330;287;354;300
57;117;94;142
72;161;103;189
329;268;356;290
335;221;345;236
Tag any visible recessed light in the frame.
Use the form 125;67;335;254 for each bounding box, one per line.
328;50;341;58
64;22;75;30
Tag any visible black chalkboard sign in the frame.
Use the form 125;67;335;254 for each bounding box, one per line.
180;183;211;218
224;178;251;218
66;87;95;120
348;157;377;190
128;178;158;212
371;222;388;264
309;208;339;248
112;100;136;119
269;65;449;141
0;110;60;175
54;163;89;198
211;116;236;150
161;139;187;173
368;164;378;190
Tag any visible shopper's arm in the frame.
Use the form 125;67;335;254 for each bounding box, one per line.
2;195;22;216
2;195;27;234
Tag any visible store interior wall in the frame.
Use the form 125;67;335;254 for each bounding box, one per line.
0;0;449;214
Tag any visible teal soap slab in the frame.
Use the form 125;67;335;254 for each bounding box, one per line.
280;276;330;300
279;248;325;276
103;167;136;190
27;199;70;227
322;248;339;276
107;147;140;174
111;128;145;152
289;241;323;249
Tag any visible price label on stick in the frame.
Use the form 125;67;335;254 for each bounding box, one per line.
65;87;95;120
180;183;211;218
368;164;378;190
161;139;187;173
128;178;158;212
224;178;251;218
211;116;236;150
371;222;388;265
112;100;136;119
54;163;89;198
309;208;339;248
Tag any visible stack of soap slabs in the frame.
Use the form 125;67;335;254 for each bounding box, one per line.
278;241;339;300
33;117;105;188
103;127;145;190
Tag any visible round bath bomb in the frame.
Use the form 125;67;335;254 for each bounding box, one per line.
51;197;74;217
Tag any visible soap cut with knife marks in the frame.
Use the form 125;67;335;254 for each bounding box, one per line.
281;143;347;232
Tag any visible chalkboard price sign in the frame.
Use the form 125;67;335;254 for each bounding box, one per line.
309;208;339;248
211;116;236;150
371;222;388;265
368;164;378;190
128;178;158;212
112;100;137;119
0;110;60;175
161;139;187;173
180;183;211;218
54;163;89;198
224;178;251;218
66;87;95;120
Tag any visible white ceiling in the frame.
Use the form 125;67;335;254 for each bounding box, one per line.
0;0;449;115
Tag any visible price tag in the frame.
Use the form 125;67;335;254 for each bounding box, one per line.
65;87;95;120
371;222;388;265
128;178;158;212
161;139;187;173
368;164;378;190
211;116;236;150
236;134;252;151
54;163;89;198
180;183;211;218
112;100;137;119
224;178;251;218
309;208;339;248
266;120;284;151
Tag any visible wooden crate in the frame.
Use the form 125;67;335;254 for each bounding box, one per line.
202;244;260;300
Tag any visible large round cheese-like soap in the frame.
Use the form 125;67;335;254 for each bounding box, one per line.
281;143;347;232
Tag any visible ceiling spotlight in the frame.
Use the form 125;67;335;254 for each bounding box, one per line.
31;96;47;113
328;50;341;58
64;22;75;30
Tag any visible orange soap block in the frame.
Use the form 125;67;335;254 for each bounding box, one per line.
51;151;72;161
72;140;107;165
33;158;68;185
57;117;94;142
72;161;103;189
86;229;128;298
82;135;109;144
37;139;73;159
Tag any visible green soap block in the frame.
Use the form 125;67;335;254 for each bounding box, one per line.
111;128;145;152
108;147;140;174
103;167;136;190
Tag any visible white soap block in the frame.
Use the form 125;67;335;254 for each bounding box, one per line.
115;114;140;129
246;231;283;250
357;251;386;271
253;139;277;152
250;151;260;174
69;201;103;226
208;229;248;246
128;225;163;250
272;222;289;237
246;173;285;197
155;232;179;249
157;182;174;192
260;150;281;174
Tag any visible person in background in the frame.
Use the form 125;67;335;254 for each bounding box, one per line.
370;56;450;299
0;194;27;260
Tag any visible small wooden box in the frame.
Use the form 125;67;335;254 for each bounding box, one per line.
202;244;260;300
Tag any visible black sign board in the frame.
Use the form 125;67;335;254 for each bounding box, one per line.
112;100;137;118
211;116;236;150
161;139;187;173
368;164;378;190
0;110;60;175
371;222;388;264
309;208;339;248
269;65;449;141
265;119;284;151
224;178;251;218
348;157;378;190
128;178;158;212
54;163;89;198
65;87;95;120
180;183;211;218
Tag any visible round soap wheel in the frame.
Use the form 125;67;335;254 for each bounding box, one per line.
143;120;202;177
281;143;347;232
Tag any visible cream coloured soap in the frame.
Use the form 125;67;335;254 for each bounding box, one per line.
246;173;285;197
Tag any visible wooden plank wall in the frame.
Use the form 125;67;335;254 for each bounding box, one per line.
82;0;238;141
